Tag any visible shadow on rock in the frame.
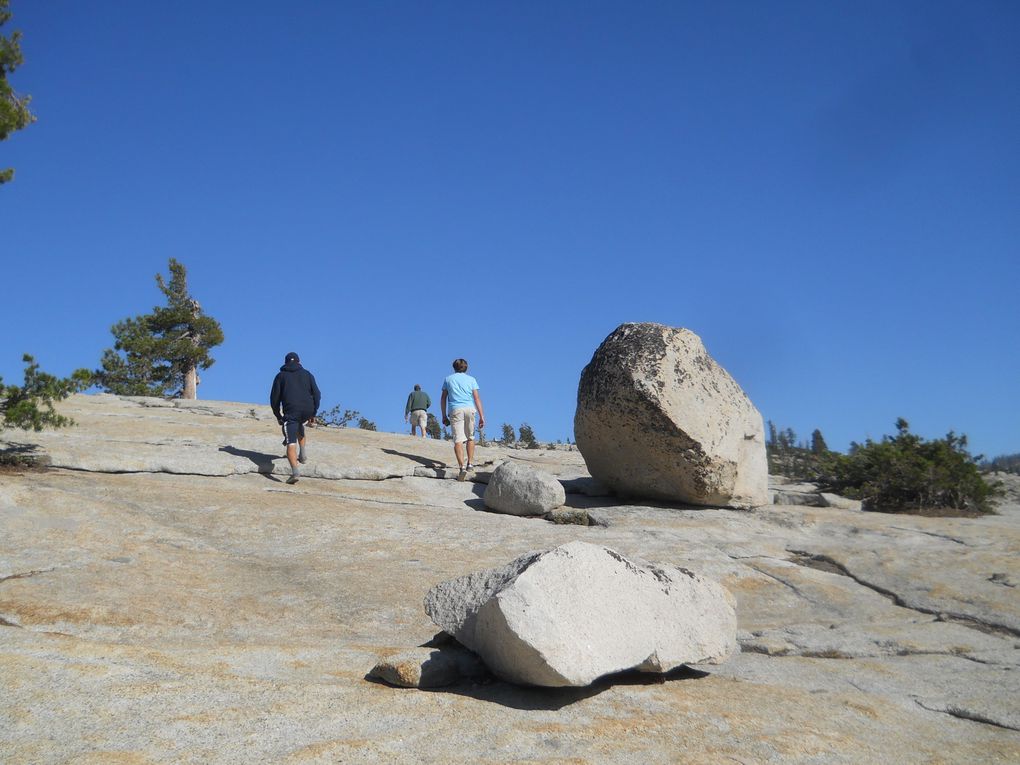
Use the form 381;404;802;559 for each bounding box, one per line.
218;446;283;481
381;448;445;469
0;442;50;469
430;664;710;711
464;482;487;511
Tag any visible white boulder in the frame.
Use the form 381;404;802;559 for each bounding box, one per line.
574;323;768;508
483;460;566;516
423;541;737;687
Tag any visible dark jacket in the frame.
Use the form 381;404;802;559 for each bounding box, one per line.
270;361;321;420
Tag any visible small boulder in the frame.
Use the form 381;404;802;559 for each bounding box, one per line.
423;541;737;687
483;461;566;516
820;493;863;511
368;646;487;689
574;323;768;508
545;507;590;526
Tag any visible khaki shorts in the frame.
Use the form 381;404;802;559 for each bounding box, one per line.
449;408;476;444
409;409;427;430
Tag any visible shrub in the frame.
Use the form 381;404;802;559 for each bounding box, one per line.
819;418;1000;514
357;417;377;431
315;405;360;428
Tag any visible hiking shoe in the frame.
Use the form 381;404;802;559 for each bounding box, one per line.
286;474;299;485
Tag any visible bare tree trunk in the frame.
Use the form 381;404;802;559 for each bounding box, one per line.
183;365;198;399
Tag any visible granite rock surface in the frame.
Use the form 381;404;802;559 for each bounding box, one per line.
1;394;1018;763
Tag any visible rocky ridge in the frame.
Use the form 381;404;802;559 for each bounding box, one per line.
1;394;1018;763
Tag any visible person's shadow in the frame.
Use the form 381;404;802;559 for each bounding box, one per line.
381;448;445;469
218;446;283;481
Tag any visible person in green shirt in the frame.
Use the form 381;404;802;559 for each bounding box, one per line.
404;384;432;438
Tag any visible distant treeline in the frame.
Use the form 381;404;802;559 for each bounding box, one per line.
981;453;1020;474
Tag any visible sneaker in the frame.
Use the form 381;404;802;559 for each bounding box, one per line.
456;468;467;482
298;454;307;464
286;474;299;485
465;463;474;471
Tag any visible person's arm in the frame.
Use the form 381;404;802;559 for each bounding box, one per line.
441;388;449;425
473;389;485;431
309;373;321;423
425;393;431;410
270;375;283;423
405;392;413;419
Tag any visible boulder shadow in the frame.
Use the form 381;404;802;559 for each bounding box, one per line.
218;445;283;482
431;664;711;711
465;482;487;511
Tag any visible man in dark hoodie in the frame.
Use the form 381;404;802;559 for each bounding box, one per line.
270;352;321;484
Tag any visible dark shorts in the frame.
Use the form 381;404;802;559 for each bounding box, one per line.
282;411;313;445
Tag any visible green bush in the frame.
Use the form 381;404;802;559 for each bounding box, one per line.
819;418;1000;514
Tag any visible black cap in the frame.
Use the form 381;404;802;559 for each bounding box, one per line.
284;352;300;364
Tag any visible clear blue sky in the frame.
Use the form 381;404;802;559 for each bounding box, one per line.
2;1;1018;457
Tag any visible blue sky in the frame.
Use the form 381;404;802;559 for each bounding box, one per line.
2;1;1018;457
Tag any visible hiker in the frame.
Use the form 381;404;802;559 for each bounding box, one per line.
270;352;321;485
404;384;432;438
441;358;485;480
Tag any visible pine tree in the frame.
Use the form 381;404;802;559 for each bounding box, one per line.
500;423;516;446
425;413;442;440
811;428;829;454
0;0;35;184
97;259;224;399
1;355;92;432
519;423;538;449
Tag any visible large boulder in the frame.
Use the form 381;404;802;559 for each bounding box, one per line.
574;323;768;508
423;541;737;687
483;460;566;516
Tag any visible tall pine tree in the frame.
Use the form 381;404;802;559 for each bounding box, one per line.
97;260;224;399
0;0;35;184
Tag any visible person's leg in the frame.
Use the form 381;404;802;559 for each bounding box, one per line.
297;420;307;463
283;419;301;483
464;410;477;469
450;409;467;477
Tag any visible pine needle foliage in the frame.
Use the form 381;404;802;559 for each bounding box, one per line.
0;0;35;184
97;259;224;398
1;354;92;431
821;418;1000;514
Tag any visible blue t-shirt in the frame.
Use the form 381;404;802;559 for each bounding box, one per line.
442;372;479;413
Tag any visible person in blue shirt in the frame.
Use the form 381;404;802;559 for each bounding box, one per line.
441;358;486;480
